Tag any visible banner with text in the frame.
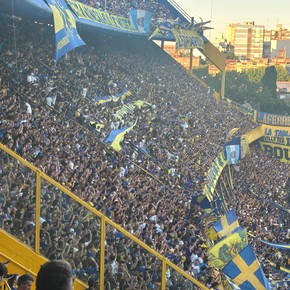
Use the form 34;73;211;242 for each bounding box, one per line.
257;112;290;126
67;0;137;33
259;140;290;163
171;28;204;50
204;151;228;202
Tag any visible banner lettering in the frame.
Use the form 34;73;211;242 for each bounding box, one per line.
67;0;136;32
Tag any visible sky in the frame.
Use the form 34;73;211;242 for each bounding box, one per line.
174;0;290;41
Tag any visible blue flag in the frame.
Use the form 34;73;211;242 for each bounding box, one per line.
213;209;240;238
192;195;211;210
223;244;270;290
104;120;137;152
46;0;85;61
129;9;152;34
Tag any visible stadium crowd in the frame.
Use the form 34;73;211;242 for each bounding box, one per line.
0;9;289;290
77;0;172;20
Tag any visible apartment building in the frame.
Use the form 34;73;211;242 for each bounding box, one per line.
226;21;265;59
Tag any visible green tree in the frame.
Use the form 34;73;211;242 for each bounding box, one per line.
191;66;290;114
245;67;265;83
261;66;277;98
223;52;239;60
276;65;290;81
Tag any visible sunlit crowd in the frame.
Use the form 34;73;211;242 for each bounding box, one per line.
0;2;289;289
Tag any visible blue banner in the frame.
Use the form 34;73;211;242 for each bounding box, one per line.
257;112;290;126
46;0;85;61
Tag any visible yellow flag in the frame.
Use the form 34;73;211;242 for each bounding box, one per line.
208;228;248;269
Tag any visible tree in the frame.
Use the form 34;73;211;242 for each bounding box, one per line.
261;66;277;98
223;52;238;60
276;65;290;81
245;67;265;83
191;66;290;114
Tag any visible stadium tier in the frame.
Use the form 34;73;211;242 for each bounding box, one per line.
0;0;290;290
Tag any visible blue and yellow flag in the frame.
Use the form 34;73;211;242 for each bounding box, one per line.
104;120;137;152
223;244;270;290
208;228;248;269
46;0;85;61
260;239;290;250
95;90;131;105
226;128;239;142
213;209;240;238
191;195;211;211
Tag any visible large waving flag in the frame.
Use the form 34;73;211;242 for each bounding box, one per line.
213;209;241;238
223;244;270;290
104;120;137;152
208;228;248;269
130;9;153;34
225;137;241;165
46;0;85;61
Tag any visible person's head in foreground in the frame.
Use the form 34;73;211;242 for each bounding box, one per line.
36;260;74;290
17;274;34;290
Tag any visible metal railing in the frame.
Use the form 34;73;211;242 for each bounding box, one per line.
0;142;208;290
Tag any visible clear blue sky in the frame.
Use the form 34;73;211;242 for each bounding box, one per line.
174;0;290;40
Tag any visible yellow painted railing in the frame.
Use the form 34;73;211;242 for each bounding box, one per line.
0;279;11;290
0;142;208;290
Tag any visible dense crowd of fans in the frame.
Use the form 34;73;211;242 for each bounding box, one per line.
0;10;289;290
77;0;172;20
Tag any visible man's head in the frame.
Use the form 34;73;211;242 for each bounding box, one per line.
36;260;73;290
17;274;34;290
0;263;7;281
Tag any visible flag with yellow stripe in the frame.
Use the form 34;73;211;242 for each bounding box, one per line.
104;120;137;152
46;0;85;61
208;228;248;269
213;209;240;238
223;244;270;290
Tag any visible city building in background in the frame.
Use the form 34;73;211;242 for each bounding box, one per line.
264;24;290;58
225;22;265;59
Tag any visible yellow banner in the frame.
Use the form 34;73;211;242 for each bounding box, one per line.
261;124;290;138
260;142;290;163
259;124;290;163
171;28;204;50
208;228;248;269
203;152;227;202
67;0;136;32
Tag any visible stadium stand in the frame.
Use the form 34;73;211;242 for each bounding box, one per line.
0;0;289;289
